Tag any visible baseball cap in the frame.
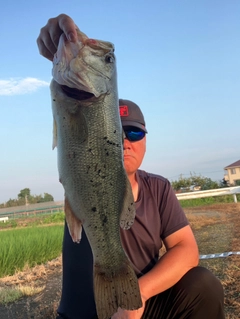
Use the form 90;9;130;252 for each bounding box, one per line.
119;99;147;133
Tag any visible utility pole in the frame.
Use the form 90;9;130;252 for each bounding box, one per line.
25;195;29;206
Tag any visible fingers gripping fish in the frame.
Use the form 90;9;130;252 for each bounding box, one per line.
50;27;142;319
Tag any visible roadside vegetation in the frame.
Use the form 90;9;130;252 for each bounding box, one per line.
180;194;240;208
0;212;64;230
171;172;228;191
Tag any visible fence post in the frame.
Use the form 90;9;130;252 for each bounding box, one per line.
233;194;237;203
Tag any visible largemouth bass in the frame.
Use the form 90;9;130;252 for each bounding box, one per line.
50;28;142;319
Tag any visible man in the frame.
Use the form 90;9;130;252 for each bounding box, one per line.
37;15;225;319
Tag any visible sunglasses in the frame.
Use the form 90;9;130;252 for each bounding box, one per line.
123;128;146;142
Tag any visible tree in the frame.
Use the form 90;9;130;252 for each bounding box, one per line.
18;188;31;200
0;188;54;207
235;180;240;186
43;193;54;202
219;178;228;188
33;193;54;203
171;174;192;191
5;198;18;207
171;173;219;191
200;178;219;190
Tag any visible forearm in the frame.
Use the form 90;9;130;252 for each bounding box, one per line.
138;237;199;300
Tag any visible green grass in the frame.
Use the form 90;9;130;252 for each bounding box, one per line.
0;212;65;229
179;194;240;208
0;287;22;304
0;219;18;229
43;212;65;223
25;212;65;227
0;225;64;278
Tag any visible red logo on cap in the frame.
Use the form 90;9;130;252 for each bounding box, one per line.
119;105;129;117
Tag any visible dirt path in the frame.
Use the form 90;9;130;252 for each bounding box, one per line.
0;257;62;319
0;272;61;319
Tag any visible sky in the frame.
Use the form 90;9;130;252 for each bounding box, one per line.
0;0;239;203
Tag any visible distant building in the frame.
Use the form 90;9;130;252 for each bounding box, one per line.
191;185;201;191
224;159;240;186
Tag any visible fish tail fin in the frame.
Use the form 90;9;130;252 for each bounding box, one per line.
94;261;142;319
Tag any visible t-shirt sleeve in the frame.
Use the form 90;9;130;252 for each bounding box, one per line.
157;179;189;239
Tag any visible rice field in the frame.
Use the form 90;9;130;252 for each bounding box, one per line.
0;225;63;278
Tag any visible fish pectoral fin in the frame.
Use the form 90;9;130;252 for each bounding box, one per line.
52;119;57;150
120;180;136;230
64;196;82;243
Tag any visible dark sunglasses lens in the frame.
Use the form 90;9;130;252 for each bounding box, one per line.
125;130;145;142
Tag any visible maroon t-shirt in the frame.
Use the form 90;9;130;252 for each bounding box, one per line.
120;169;189;277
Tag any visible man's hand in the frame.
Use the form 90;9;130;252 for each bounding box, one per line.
111;298;146;319
36;14;77;61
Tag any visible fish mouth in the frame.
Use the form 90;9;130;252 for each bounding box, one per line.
61;85;94;100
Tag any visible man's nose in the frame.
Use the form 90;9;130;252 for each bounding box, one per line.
123;138;131;149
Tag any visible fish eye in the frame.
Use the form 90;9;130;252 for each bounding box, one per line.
105;54;114;63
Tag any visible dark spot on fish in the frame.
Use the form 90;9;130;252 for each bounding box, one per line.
106;152;109;156
103;136;107;140
103;216;107;223
68;152;76;159
113;130;116;133
102;216;108;225
92;207;97;212
53;99;56;101
88;148;94;155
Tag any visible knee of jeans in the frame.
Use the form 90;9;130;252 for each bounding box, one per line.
181;266;224;299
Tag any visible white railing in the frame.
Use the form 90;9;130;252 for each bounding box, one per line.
176;186;240;203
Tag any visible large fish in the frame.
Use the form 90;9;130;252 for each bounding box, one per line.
50;28;142;319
